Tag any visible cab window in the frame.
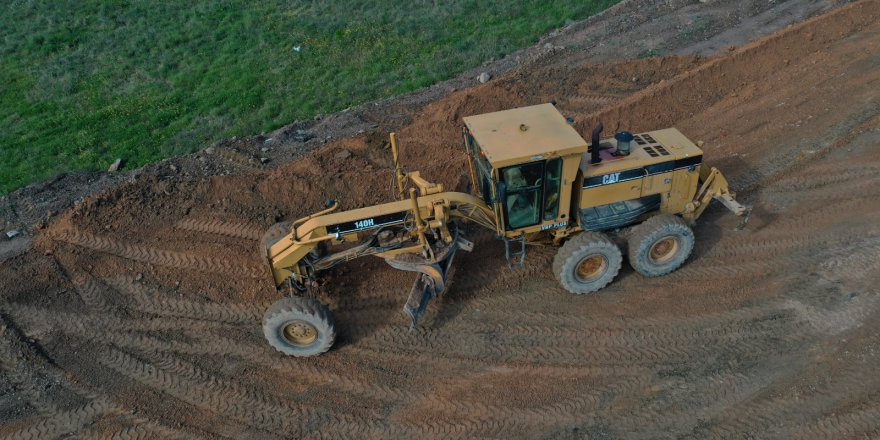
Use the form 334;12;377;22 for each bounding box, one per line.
501;161;544;229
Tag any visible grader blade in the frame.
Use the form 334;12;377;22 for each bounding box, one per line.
402;264;447;330
384;235;472;329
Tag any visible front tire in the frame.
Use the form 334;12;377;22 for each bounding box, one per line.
627;214;694;277
261;221;292;256
553;232;622;294
263;296;336;357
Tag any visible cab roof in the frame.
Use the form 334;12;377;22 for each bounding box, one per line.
463;103;588;168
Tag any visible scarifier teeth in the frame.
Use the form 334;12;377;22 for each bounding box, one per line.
736;208;753;231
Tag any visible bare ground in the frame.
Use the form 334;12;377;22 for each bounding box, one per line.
2;0;880;438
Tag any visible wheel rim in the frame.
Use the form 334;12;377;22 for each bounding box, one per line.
281;320;318;346
649;236;680;263
576;254;608;282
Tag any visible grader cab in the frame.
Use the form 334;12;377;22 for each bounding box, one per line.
260;103;749;357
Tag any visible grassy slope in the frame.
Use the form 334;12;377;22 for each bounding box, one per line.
0;0;617;193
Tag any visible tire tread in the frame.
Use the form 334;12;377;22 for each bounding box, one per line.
627;214;695;277
263;296;336;357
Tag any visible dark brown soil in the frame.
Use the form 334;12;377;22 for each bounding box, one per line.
3;0;880;438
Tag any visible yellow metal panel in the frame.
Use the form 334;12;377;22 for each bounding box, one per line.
463;104;588;168
665;166;701;214
642;171;672;197
555;154;582;224
580;180;644;209
579;127;702;180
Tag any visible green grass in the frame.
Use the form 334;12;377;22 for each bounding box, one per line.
0;0;618;194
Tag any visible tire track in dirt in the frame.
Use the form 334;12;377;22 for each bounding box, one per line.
792;400;880;439
84;422;193;440
0;321;89;419
97;348;349;437
660;244;842;283
700;224;880;261
4;303;247;345
565;92;625;106
703;361;880;439
628;371;790;437
0;317;191;440
5;294;409;413
393;376;645;438
763;164;880;193
50;228;265;278
4;399;122;440
105;277;269;324
173;217;263;241
353;315;810;367
67;272;115;313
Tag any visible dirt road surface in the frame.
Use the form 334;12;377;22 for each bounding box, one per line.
2;0;879;438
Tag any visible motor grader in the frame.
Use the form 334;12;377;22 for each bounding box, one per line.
261;103;749;356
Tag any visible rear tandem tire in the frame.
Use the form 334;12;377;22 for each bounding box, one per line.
263;296;336;357
627;214;695;277
553;231;622;294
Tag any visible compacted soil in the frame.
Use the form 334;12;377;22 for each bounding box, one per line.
2;0;879;438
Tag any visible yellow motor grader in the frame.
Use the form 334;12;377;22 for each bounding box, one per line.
261;103;749;356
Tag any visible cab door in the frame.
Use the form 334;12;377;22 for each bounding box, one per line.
500;161;544;230
499;158;564;231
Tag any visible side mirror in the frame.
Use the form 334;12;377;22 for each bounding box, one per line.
495;181;507;203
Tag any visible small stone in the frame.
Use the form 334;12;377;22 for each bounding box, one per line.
205;147;216;154
169;164;178;172
478;72;491;83
136;273;143;281
47;211;56;217
260;157;270;164
292;130;314;142
334;149;352;160
5;229;20;238
44;249;53;256
108;159;123;172
543;42;554;49
264;137;274;146
632;77;638;82
261;147;269;152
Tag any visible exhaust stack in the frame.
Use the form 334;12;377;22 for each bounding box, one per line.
590;123;604;164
